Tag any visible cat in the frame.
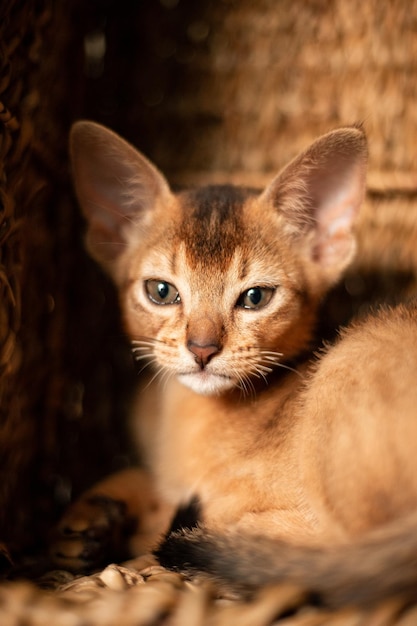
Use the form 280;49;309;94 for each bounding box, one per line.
52;121;417;608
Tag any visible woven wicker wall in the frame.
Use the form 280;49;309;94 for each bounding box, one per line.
82;0;417;180
0;0;52;551
1;0;417;560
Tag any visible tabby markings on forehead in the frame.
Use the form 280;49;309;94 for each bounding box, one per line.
179;185;257;269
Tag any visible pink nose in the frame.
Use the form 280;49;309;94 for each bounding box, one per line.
187;341;220;368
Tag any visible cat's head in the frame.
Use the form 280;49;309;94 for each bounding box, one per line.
70;122;367;396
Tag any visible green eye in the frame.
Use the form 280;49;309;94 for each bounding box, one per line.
236;287;275;310
145;280;181;305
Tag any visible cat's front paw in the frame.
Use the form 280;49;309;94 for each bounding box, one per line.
51;494;134;572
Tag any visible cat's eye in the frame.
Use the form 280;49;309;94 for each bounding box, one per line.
236;286;275;310
145;280;181;305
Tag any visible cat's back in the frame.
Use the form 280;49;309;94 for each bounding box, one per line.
298;300;417;536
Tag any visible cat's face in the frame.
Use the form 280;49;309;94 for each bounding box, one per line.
121;186;319;395
70;122;367;396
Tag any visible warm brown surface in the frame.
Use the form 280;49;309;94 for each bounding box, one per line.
1;560;415;626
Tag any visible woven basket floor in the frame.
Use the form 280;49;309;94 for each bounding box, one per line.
1;558;415;626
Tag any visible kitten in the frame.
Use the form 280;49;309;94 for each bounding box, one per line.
53;122;417;607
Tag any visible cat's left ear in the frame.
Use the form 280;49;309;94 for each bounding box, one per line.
261;126;367;284
70;121;172;276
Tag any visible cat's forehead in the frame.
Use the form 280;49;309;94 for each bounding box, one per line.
181;185;256;220
177;185;259;268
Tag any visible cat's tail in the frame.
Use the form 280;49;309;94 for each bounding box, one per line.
155;511;417;609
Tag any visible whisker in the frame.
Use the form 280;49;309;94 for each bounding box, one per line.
230;367;245;395
247;364;268;383
237;376;249;398
144;364;166;390
131;336;168;347
252;366;270;385
275;362;304;378
259;353;283;364
131;343;157;352
261;356;281;364
138;360;157;376
131;338;157;345
255;364;273;375
245;375;256;399
232;347;304;391
258;349;304;377
246;364;270;386
160;368;174;395
131;354;154;362
132;352;158;373
233;367;256;400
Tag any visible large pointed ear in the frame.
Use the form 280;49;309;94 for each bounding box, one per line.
261;126;367;284
70;121;172;275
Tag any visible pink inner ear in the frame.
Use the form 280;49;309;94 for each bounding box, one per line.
312;228;356;269
70;122;172;270
86;220;128;262
311;160;365;269
75;168;135;264
261;127;367;281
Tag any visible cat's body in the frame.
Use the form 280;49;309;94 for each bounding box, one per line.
135;300;417;543
52;121;417;607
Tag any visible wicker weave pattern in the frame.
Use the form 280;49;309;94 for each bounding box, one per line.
0;0;55;543
0;562;415;626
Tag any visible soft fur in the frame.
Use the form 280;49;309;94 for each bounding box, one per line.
52;121;417;607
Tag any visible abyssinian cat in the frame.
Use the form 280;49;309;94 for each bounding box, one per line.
52;121;417;608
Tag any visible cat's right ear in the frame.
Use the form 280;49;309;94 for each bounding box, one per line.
70;121;172;276
260;126;367;286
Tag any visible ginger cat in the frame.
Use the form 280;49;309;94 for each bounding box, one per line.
52;121;417;608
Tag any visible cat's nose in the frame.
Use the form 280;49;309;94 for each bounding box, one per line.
187;341;220;369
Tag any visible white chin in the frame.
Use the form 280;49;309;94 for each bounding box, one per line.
178;372;235;395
